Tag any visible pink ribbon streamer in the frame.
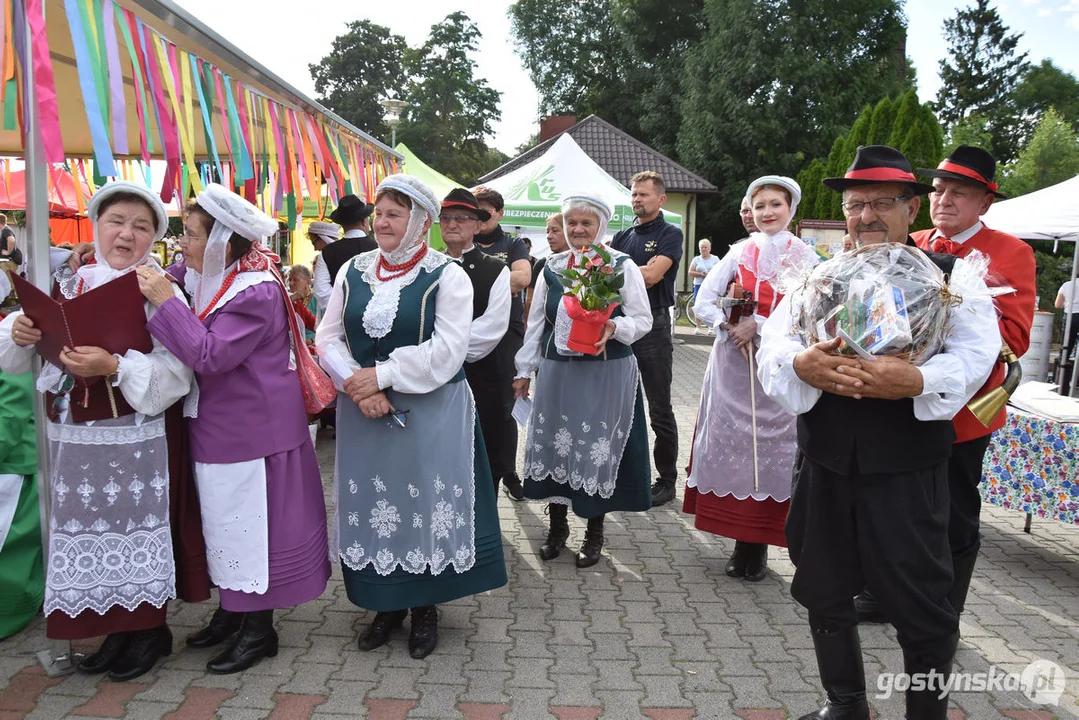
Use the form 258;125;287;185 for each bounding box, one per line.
101;0;127;155
25;0;64;163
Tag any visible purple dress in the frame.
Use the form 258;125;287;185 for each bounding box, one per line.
147;279;330;612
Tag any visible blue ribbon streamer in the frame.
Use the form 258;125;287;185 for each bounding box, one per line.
63;0;116;176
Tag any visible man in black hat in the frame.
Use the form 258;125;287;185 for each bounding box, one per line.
321;194;377;287
758;145;1001;719
437;189;520;499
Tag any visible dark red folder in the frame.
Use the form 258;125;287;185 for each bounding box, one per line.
12;271;153;383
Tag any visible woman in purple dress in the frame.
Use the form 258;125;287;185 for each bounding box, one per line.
137;184;330;674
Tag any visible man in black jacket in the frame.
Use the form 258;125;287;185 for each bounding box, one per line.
320;194;376;286
611;171;683;506
757;146;1000;720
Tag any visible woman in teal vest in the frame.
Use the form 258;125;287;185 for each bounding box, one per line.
0;366;45;639
512;194;654;569
316;175;507;660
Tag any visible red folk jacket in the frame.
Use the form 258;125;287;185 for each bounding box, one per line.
912;225;1036;443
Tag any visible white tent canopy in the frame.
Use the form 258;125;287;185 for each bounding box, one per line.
477;134;682;258
982;175;1079;243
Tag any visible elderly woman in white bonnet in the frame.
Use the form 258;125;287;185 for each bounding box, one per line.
0;181;205;681
316;173;507;660
138;183;331;674
512;193;654;570
308;220;341;313
685;175;817;582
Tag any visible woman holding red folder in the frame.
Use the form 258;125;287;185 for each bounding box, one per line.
0;181;208;681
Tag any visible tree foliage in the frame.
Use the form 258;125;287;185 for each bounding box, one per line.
933;0;1029;163
1013;60;1079;132
311;13;504;185
308;20;408;140
1000;108;1079;198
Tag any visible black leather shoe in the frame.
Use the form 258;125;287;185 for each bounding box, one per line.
725;541;750;578
408;606;438;659
744;544;769;582
108;626;172;681
539;503;570;561
207;610;278;674
186;607;243;648
357;610;408;652
575;515;605;568
650;481;676;507
77;632;132;675
502;474;525;501
854;590;888;624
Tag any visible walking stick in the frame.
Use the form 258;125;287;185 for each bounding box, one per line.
747;343;760;493
719;283;761;491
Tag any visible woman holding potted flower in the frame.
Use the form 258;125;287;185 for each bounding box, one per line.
513;194;653;568
684;176;817;581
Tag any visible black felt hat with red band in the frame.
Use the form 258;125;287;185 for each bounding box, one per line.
823;145;936;195
918;145;1006;198
440;188;491;221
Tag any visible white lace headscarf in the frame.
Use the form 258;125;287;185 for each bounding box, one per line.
189;184;279;315
69;181;169;294
308;221;341;245
374;174;440;266
740;175;816;312
360;175;440;339
561;193;613;261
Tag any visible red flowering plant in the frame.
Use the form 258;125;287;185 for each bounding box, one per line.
556;243;625;353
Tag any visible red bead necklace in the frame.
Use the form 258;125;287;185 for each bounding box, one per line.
197;267;241;321
375;244;428;281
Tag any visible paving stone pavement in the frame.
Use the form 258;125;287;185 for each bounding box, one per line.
2;337;1079;719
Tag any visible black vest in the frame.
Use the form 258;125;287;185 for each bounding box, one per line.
322;234;377;285
460;246;507;321
796;240;958;475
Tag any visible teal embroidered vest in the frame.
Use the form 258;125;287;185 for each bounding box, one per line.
342;257;465;382
540;255;634;362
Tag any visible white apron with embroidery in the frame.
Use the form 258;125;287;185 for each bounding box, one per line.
45;416;175;617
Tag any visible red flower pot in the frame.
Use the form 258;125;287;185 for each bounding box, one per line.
563;295;620;355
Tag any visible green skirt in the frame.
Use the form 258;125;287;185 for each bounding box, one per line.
342;418;507;611
0;475;44;639
524;388;652;518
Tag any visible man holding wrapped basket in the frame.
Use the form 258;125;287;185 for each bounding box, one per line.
757;146;1002;720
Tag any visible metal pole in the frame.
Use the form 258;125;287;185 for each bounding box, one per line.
18;0;79;676
1060;237;1079;396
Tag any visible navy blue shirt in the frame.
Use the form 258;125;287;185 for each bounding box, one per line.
475;226;529;336
611;212;683;310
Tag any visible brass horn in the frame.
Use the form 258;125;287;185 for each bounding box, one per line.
966;342;1022;427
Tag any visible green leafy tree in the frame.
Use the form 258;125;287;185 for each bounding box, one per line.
395;12;503;185
867;96;896;146
933;0;1029;163
678;0;907;243
1000;108;1079;198
1012;60;1079;131
309;21;408;140
944;114;995;154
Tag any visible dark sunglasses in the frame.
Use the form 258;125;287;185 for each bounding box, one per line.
388;409;410;428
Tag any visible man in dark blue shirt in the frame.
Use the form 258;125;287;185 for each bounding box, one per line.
611;171;684;506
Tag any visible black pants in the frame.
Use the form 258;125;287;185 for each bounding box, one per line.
632;309;678;484
786;453;958;667
465;330;523;486
947;435;992;562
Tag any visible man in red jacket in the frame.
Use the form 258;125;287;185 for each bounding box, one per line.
856;145;1036;623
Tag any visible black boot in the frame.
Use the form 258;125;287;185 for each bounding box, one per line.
109;626;173;681
539;503;570;561
575;515;605;568
725;541;750;577
186;606;244;648
502;473;525;501
903;639;956;720
948;546;979;616
854;589;888;624
798;626;870;720
650;480;676;507
77;632;132;675
408;606;438;659
357;609;408;651
207;610;278;674
743;543;769;582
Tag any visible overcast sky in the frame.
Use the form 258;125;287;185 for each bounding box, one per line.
173;0;1079;155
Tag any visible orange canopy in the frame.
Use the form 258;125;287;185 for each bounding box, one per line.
0;168;91;215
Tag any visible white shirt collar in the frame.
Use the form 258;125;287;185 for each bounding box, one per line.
343;228;368;238
931;221;983;244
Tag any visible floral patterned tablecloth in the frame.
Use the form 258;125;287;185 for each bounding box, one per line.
980;407;1079;525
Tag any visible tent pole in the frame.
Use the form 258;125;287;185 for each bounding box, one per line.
1067;236;1079;397
19;0;79;676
